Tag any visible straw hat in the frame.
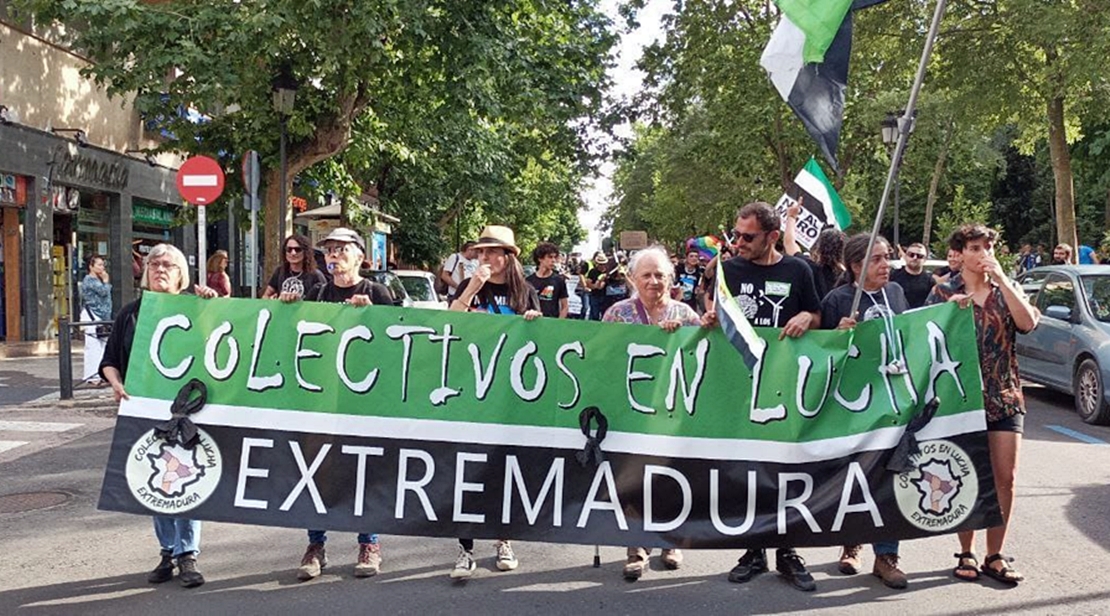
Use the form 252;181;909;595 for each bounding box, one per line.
472;225;520;256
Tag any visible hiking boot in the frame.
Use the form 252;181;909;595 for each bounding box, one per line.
661;548;683;570
776;549;816;592
177;553;205;588
623;547;649;580
297;542;327;581
147;550;175;584
838;544;863;575
495;540;518;571
450;546;476;579
873;553;908;589
354;542;382;578
727;549;768;583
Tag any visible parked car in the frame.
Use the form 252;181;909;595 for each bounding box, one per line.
363;269;414;308
394;269;448;310
1015;265;1110;424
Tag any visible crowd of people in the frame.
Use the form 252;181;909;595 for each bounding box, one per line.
96;204;1054;591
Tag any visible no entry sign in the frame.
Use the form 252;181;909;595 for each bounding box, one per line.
176;156;225;205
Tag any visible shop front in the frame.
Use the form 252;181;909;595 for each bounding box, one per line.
0;122;192;342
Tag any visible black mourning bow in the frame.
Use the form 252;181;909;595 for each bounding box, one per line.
575;406;609;468
887;397;940;472
154;379;208;449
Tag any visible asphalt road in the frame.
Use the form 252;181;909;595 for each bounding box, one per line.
0;383;1108;615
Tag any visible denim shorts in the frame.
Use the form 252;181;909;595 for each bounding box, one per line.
987;413;1024;434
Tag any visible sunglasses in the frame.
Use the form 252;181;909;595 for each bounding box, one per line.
732;230;766;243
285;246;304;254
905;252;926;259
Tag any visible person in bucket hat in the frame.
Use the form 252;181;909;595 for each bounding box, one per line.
447;224;541;578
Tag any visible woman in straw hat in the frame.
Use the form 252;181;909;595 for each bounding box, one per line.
448;224;541;579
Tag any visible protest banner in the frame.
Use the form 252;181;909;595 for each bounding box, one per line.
99;294;999;549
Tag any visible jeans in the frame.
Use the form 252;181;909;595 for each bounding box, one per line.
307;530;378;545
873;541;899;555
588;295;603;321
153;516;201;557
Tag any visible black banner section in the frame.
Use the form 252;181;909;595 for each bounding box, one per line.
100;417;1001;549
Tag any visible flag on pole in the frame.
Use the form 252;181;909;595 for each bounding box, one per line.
760;0;887;172
773;157;850;249
714;260;766;371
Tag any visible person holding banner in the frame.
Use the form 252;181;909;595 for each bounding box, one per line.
819;234;910;589
708;202;822;592
262;234;327;300
449;224;541;579
99;244;219;589
926;224;1039;586
278;228;392;581
601;245;713;580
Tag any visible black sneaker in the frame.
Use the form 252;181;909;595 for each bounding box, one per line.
177;553;205;588
727;549;768;583
776;549;815;592
147;550;175;584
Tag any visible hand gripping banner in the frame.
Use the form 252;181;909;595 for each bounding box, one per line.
99;294;1000;549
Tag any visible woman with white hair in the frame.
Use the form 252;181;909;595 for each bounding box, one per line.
602;245;709;580
99;243;218;589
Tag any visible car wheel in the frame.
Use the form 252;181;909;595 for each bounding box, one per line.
1074;358;1110;425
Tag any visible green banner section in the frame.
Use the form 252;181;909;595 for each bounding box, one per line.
128;294;984;444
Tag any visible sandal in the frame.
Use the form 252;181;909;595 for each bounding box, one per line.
981;553;1024;585
952;551;979;582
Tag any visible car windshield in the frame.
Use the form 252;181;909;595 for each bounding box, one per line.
400;276;435;301
1081;275;1110;322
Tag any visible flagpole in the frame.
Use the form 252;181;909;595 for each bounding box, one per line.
849;0;948;319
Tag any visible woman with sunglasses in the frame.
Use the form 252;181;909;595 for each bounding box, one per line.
819;233;910;590
262;234;326;300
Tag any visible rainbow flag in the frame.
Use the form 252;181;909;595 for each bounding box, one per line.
686;236;723;260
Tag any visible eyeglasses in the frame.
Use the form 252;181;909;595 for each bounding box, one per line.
732;230;766;243
905;252;926;259
324;244;356;256
147;260;180;272
285;246;303;254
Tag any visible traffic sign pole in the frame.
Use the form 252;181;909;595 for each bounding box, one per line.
242;151;261;297
197;206;207;285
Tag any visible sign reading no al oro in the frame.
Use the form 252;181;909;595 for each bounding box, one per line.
99;294;1000;548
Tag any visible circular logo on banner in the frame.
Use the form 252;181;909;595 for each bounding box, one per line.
893;439;978;532
125;429;222;515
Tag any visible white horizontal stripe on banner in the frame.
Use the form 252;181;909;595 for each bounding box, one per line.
118;397;986;465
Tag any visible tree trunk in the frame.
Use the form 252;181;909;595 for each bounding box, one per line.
922;119;953;250
1103;185;1110;235
260;89;373;280
1046;95;1078;256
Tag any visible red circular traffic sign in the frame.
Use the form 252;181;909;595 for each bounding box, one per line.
176;155;225;205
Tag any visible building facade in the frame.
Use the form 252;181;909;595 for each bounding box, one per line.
1;16;194;342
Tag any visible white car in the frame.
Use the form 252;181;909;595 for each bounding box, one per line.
394;269;448;310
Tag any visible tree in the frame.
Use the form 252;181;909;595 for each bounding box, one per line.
17;0;615;274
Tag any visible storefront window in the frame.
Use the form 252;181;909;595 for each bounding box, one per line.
132;199;180;286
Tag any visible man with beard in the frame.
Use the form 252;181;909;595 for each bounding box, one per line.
891;242;934;309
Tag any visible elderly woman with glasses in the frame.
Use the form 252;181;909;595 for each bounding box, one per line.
601;245;714;580
99;244;218;589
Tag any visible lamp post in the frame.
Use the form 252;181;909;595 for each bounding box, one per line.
272;68;298;241
880;112;900;248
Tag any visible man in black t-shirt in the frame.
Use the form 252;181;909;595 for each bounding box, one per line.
674;249;704;312
527;242;569;318
584;253;610;321
709;202;821;593
890;242;933;309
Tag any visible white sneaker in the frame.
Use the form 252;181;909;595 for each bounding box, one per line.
495;540;518;571
450;546;476;579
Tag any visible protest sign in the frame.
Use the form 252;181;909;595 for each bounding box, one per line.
100;294;998;549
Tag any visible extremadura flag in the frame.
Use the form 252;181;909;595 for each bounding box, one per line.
99;294;1000;549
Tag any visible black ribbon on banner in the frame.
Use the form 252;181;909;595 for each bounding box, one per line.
575;406;608;468
153;379;208;449
886;397;940;472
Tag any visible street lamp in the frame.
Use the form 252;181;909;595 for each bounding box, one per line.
880;111;915;249
272;66;298;241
